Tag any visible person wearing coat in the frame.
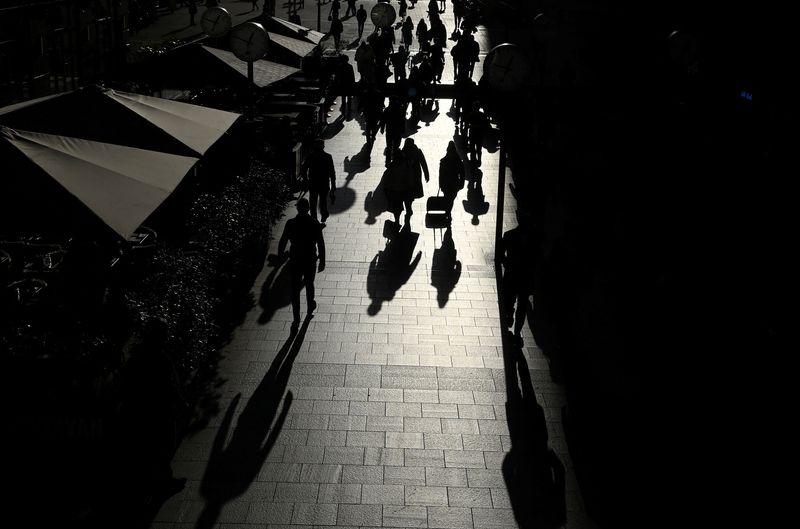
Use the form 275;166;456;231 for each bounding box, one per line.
400;138;430;217
438;140;465;217
383;150;411;224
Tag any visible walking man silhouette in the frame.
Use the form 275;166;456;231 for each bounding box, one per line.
277;198;326;323
356;5;367;38
300;139;337;224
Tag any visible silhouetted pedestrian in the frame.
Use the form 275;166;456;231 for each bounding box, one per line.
438;140;465;217
416;18;428;48
355;40;376;85
329;13;344;50
188;0;197;25
356;5;367;38
466;102;489;164
329;0;340;20
333;55;355;111
401;16;414;51
502;212;540;343
430;45;445;82
345;0;357;17
384;150;411;223
300;139;337;223
360;87;384;141
391;47;409;81
277;198;326;322
428;0;438;17
401;138;429;217
453;0;464;31
379;96;406;163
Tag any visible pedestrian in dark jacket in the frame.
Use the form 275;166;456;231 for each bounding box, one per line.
188;0;197;25
438;140;465;216
329;14;344;50
401;16;414;51
466;102;489;164
345;0;357;17
401;138;429;217
300;139;337;223
379;97;406;163
356;5;367;38
277;198;326;322
334;55;355;111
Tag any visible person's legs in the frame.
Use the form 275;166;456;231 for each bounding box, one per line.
319;188;330;223
290;263;303;321
309;189;320;220
513;291;529;339
304;261;317;313
404;197;414;216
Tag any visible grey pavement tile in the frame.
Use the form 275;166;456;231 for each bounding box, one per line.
241;481;278;501
477;420;510;435
299;463;343;483
422;403;460;418
441;419;480;435
447;488;493;508
424;433;464;450
404;417;443;433
405;486;449;506
482;452;506;470
350;401;387;416
466;469;506;488
458;406;496;420
259;462;303;482
451;357;485;368
404;448;445;467
328;415;367;431
361;484;406;505
420;355;454;367
425;467;469;487
247;502;294;524
368;388;405;402
471;392;506;406
470;508;517;529
427;506;475;529
307;430;348;447
382;375;440;390
292;503;338;525
333;387;369;401
347;430;387;447
382;505;428;528
404;389;441;403
273;482;319;503
289;413;331;430
461;435;503;452
384;465;426;486
386;431;425;449
364;447;405;466
489;488;511;509
323;446;365;465
367;415;405;432
318;483;362;504
342;464;384;484
437;378;496;392
438;391;475;405
386;402;423;417
444;450;486;469
283;445;326;464
338;504;384;526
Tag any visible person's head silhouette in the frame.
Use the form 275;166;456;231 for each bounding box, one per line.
296;198;310;215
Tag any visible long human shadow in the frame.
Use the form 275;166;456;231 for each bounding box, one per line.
195;318;310;529
258;257;292;324
364;166;390;224
463;180;490;225
501;325;567;528
366;223;422;315
501;326;568;528
419;98;441;127
430;226;461;308
343;141;374;183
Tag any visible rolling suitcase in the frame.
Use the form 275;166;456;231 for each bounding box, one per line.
426;188;450;228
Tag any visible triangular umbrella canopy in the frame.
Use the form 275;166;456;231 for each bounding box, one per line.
1;127;198;239
202;46;300;88
104;89;240;155
268;16;326;45
0;87;240;157
267;32;318;58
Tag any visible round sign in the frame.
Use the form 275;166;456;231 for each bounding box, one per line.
370;3;397;29
230;22;270;62
483;43;532;92
200;7;232;38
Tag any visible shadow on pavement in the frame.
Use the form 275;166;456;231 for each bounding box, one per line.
430;226;461;308
366;223;421;315
257;257;292;324
462;180;489;225
501;326;567;529
343;140;374;183
364;166;390;224
195;317;310;529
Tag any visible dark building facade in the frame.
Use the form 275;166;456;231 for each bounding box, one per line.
0;0;129;106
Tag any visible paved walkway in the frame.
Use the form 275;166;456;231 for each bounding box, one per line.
149;5;596;529
150;98;595;529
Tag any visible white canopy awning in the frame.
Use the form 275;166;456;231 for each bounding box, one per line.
104;88;240;155
202;46;300;88
2;127;199;239
267;32;318;58
270;16;326;45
